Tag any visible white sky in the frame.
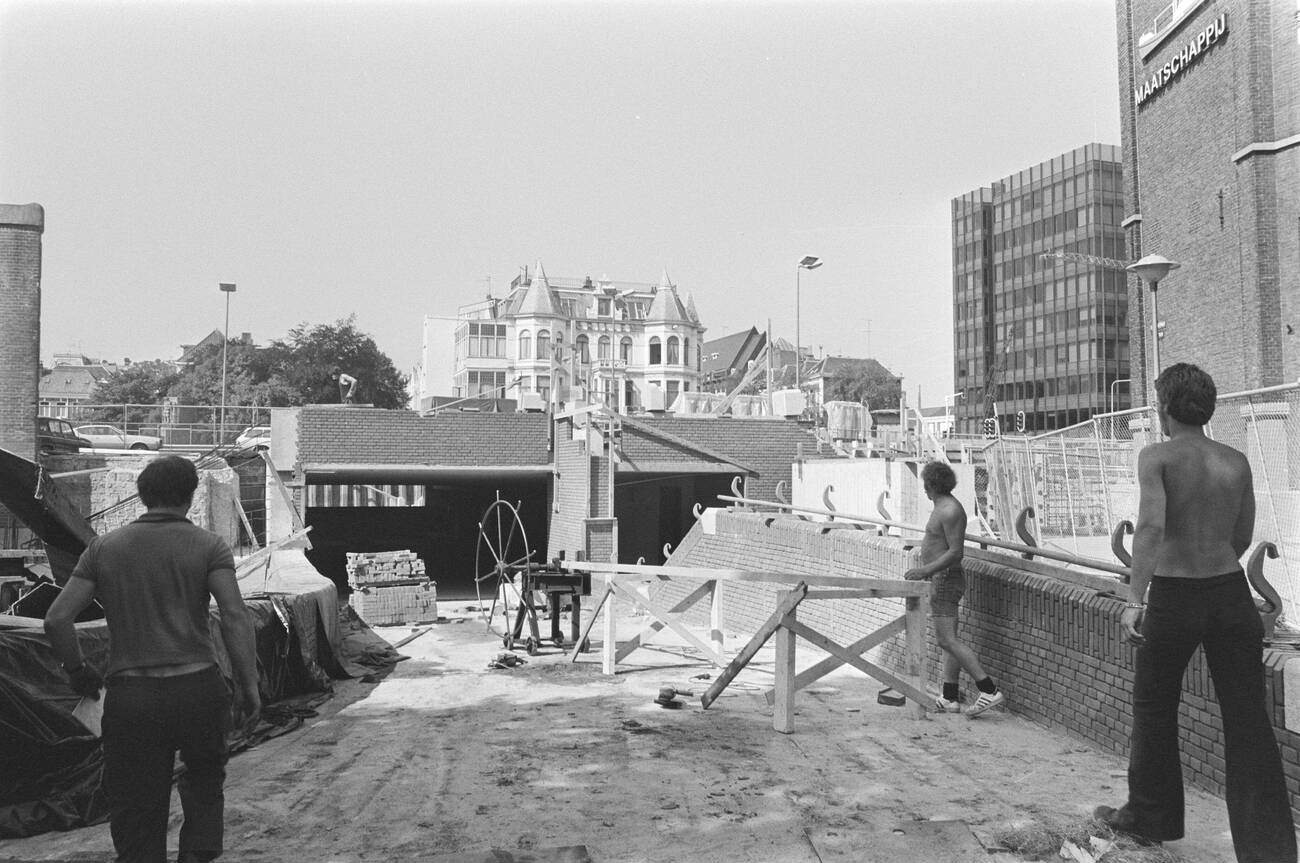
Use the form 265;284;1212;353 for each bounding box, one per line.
1;0;1121;406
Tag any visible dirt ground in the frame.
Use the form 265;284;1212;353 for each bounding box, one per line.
3;604;1250;863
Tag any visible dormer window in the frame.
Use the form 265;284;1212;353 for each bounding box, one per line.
598;298;611;317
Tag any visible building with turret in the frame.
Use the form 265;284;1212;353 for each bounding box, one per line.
417;263;705;413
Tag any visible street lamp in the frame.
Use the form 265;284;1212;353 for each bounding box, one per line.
795;255;822;390
219;282;237;444
1125;255;1179;399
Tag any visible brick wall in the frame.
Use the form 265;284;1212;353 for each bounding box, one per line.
657;509;1300;817
548;416;591;560
0;203;43;461
1117;0;1299;394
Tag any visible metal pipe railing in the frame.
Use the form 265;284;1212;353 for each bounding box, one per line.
717;492;1131;578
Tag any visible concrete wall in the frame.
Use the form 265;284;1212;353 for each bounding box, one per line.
0;203;43;461
792;457;979;540
656;509;1300;817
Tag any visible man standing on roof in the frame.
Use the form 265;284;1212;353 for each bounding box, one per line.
904;460;1004;717
44;455;260;863
1094;364;1295;860
333;369;358;405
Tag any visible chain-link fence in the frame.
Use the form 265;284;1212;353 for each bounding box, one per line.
977;382;1300;629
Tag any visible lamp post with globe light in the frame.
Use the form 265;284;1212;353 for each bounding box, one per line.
795;256;822;391
1125;255;1179;401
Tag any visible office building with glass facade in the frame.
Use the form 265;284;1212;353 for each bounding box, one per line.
951;143;1129;434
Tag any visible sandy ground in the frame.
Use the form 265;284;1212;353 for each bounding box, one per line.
3;605;1251;863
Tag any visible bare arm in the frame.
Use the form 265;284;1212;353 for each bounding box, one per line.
208;566;261;718
43;576;98;668
1123;446;1165;643
1232;460;1255;559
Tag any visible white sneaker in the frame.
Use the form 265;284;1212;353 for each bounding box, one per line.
933;695;962;713
965;689;1005;717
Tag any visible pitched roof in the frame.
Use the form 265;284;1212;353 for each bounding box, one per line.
513;260;559;317
296;407;552;468
685;293;700;324
646;281;689;323
810;356;901;381
624;416;817;502
702;328;764;379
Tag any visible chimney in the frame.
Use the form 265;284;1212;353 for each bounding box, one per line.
0;203;44;460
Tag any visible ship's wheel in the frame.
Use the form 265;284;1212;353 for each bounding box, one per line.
474;495;536;647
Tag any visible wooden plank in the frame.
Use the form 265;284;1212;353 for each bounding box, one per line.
904;595;928;719
709;579;724;655
567;583;611;663
607;581;727;667
602;580;617;675
564;560;928;591
613;578;717;663
701;584;808;709
783;618;928;706
773;595;798;734
802;587;926;601
762;615;907;706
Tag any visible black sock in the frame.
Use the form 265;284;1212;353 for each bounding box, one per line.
942;682;960;702
976;677;997;695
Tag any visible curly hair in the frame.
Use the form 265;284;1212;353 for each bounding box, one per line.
136;455;199;508
921;460;958;494
1155;362;1216;426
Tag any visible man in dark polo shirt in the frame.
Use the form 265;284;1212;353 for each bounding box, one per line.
44;455;260;863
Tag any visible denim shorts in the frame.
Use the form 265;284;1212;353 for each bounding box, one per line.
930;566;966;617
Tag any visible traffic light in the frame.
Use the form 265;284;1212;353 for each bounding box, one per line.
982;417;998;438
1015;410;1027;433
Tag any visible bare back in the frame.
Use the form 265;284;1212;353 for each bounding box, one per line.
1140;435;1254;578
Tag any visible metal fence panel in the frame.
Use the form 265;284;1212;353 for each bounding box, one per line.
978;384;1300;629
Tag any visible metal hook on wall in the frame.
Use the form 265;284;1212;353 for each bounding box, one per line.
1110;520;1134;570
1014;506;1038;560
875;490;892;536
1247;541;1283;639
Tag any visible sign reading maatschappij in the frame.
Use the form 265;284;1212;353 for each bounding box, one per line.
1134;13;1227;109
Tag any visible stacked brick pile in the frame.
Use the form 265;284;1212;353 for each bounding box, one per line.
346;550;437;626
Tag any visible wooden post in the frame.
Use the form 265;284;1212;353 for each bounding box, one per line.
709;579;724;656
904;594;927;719
602;574;617;675
773;591;797;733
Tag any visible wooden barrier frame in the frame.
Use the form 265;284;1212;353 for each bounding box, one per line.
559;561;932;731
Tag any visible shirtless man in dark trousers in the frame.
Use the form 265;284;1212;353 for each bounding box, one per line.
1095;363;1296;861
905;460;1004;717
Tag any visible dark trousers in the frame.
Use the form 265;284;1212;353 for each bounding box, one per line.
102;666;231;863
1126;572;1296;863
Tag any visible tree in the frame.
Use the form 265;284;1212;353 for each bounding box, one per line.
91;360;181;408
262;316;410;408
824;360;902;411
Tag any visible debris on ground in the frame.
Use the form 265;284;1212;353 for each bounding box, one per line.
992;818;1186;862
487;652;527;670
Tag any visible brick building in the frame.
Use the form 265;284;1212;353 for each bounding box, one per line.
1116;0;1299;400
952;145;1130;434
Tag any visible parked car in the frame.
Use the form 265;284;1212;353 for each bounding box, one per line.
37;416;91;454
74;423;163;451
235;425;271;451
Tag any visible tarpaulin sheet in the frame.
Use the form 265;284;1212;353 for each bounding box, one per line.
0;549;404;839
